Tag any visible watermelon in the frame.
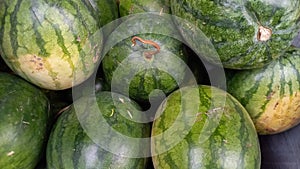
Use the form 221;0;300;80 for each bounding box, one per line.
0;0;103;90
227;49;300;135
46;91;150;169
171;0;300;69
102;12;189;102
151;85;261;168
0;72;50;169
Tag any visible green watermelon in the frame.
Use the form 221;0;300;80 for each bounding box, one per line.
171;0;300;69
46;91;150;169
151;85;261;168
0;0;103;90
0;72;50;169
102;12;189;101
227;49;300;135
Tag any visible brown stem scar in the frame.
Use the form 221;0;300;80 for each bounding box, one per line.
257;25;272;42
131;36;160;59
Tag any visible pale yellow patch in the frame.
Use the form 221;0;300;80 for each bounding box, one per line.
255;91;300;134
16;54;76;90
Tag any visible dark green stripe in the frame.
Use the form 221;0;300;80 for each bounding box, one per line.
206;134;217;168
0;2;8;55
236;99;247;168
239;70;265;107
279;59;286;96
162;150;179;168
258;64;276;117
68;0;92;35
72;123;85;169
285;56;300;91
49;22;72;57
82;0;100;25
55;110;69;168
29;4;49;57
10;0;22;58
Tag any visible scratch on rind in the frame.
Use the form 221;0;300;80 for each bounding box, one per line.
127;110;133;119
7;151;15;156
119;97;125;103
110;109;115;117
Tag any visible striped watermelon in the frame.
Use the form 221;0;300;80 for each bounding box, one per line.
0;72;50;169
151;85;261;168
102;0;189;102
227;49;300;135
46;91;150;168
102;24;187;101
0;0;103;90
170;0;300;69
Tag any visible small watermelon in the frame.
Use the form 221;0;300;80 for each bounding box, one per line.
0;72;50;169
151;85;261;168
46;91;150;169
102;11;188;102
227;49;300;134
171;0;300;69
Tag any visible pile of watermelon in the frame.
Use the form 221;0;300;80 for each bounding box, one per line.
0;0;300;169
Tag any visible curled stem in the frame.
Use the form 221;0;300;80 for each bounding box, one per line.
131;36;160;58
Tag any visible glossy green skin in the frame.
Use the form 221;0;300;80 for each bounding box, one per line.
102;0;188;101
46;91;150;169
95;0;119;27
95;0;119;39
227;49;300;134
0;72;50;169
102;10;188;101
102;33;187;101
171;0;300;69
151;85;261;169
0;0;103;90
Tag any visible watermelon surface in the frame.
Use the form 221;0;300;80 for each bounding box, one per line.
151;85;261;169
0;0;103;90
227;49;300;134
102;11;188;102
171;0;300;69
0;72;50;169
46;91;150;169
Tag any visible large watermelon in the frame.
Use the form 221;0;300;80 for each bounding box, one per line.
151;85;261;168
0;0;103;90
0;72;50;169
171;0;300;69
227;49;300;135
46;91;150;169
